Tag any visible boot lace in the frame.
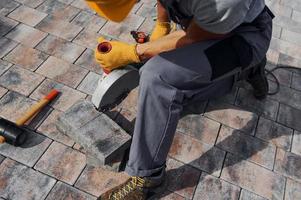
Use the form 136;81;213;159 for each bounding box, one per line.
110;177;145;200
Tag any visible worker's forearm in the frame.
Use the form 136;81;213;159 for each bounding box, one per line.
136;30;194;60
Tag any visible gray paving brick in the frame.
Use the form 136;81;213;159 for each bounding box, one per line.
280;0;301;12
57;100;131;166
256;117;293;151
270;38;301;61
272;24;282;38
217;125;276;169
37;109;75;146
8;5;47;27
291;73;301;91
194;172;240;200
0;158;56;200
239;190;268;200
169;131;226;176
177;115;220;146
281;29;301;46
274;15;301;34
0;65;44;96
14;0;46;8
166;158;201;199
0;0;20;16
30;79;86;112
34;141;86;185
77;72;101;95
36;15;83;41
71;0;92;11
0;60;12;76
0;131;51;167
285;178;301;200
275;148;301;182
0;91;35;123
269;3;293;17
221;154;285;200
0;16;18;37
205;101;258;134
292;130;301;155
0;38;18;59
0;155;4;164
267;68;292;87
269;85;301;110
46;181;96;200
73;28;101;49
235;88;279;120
278;53;301;74
4;44;48;71
0;87;7;99
75;48;103;74
36;56;89;88
36;35;86;63
277;104;301;131
6;23;47;48
292;10;301;23
71;11;106;32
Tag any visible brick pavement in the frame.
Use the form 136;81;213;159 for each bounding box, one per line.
0;0;301;199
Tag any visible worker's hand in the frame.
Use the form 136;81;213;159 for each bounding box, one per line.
95;37;140;71
149;21;173;41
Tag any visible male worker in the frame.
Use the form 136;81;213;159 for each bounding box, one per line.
85;0;273;199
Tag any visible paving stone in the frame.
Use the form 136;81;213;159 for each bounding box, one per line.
217;125;276;169
0;60;12;76
166;158;201;199
46;181;96;200
73;29;101;50
14;0;45;8
36;15;83;41
30;79;86;111
267;68;292;88
285;178;301;200
8;5;47;26
0;155;4;164
169;131;225;176
0;87;7;99
4;44;48;71
75;48;103;74
277;104;301;131
0;0;20;16
274;15;301;34
37;0;80;21
205;101;258;134
0;91;36;123
270;37;301;61
0;16;18;37
291;73;301;91
158;192;186;200
36;35;86;63
221;154;285;200
0;131;51;167
292;10;301;23
57;100;131;166
75;166;129;197
99;21;134;38
269;3;293;17
272;24;282;38
73;143;85;153
256;117;293;151
71;11;106;32
0;38;18;59
36;56;89;88
176;115;220;146
136;3;157;18
0;66;44;96
35;141;86;185
266;49;280;65
138;17;156;33
6;24;47;48
71;0;91;11
274;148;301;182
281;29;301;46
120;13;145;29
278;53;301;74
235;88;279;120
280;0;301;12
193;172;240;200
37;109;75;146
77;72;101;95
0;158;56;200
239;190;268;200
292;130;301;155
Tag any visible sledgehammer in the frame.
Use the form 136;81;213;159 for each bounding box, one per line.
0;89;59;146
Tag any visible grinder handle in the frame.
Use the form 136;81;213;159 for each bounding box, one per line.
15;89;59;127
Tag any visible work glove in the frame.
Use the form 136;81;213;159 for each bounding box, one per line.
95;37;140;71
149;21;173;41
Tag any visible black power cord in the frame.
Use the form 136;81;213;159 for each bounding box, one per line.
265;65;301;95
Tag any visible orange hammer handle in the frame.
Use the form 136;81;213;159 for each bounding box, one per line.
15;89;59;127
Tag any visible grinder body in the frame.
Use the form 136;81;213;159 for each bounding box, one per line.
0;118;26;146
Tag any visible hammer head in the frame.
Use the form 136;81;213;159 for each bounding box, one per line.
0;118;27;146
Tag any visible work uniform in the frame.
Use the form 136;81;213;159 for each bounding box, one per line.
125;0;273;178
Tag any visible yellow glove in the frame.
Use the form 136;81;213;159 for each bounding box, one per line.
149;21;173;41
95;37;140;71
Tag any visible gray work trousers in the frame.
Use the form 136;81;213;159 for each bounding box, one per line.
125;9;273;178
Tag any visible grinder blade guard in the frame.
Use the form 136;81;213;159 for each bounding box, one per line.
0;118;27;146
92;65;140;111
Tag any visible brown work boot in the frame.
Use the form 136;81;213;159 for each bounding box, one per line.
98;173;166;200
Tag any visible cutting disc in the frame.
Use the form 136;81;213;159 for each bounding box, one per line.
92;66;140;111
